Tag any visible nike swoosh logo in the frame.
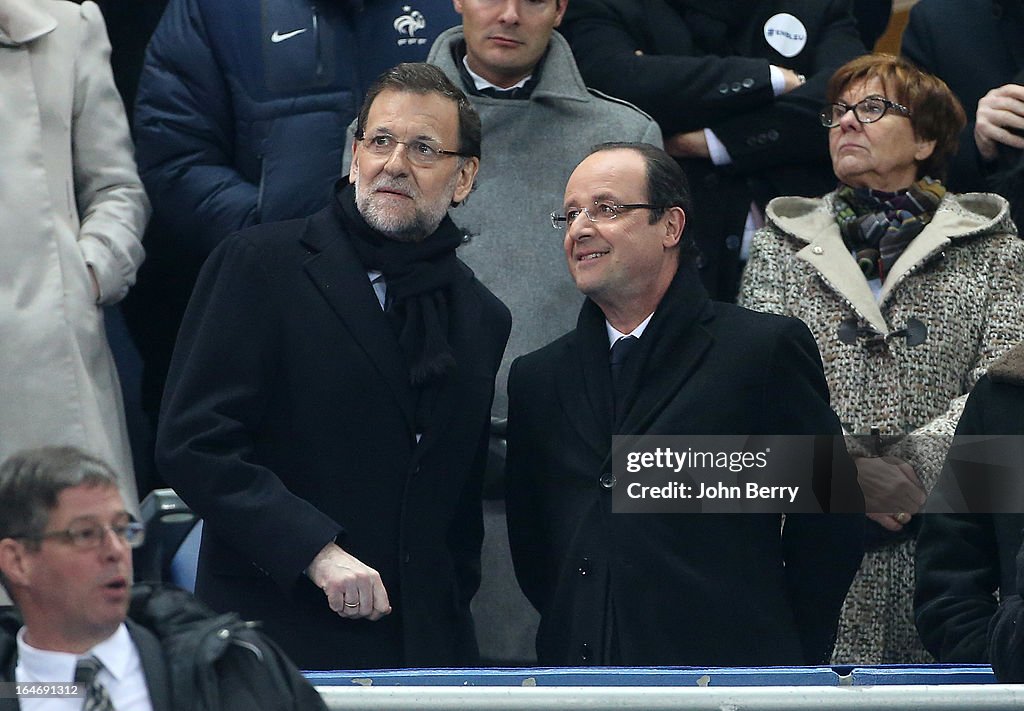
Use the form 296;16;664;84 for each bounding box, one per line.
270;28;308;43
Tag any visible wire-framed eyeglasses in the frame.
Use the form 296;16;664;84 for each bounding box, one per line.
820;96;912;128
9;520;146;550
357;132;470;167
551;202;666;230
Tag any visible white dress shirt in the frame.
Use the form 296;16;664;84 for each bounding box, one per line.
606;312;654;348
15;624;154;711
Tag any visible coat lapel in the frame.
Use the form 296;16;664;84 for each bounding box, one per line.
769;196;889;334
127;620;172;711
0;0;56;46
619;267;714;435
300;208;416;434
554;299;615;460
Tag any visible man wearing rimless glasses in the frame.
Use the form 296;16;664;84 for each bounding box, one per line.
505;142;862;666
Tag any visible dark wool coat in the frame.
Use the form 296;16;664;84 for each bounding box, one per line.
156;204;510;670
915;342;1024;665
506;265;863;666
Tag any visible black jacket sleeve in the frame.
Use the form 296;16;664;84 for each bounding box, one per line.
563;0;865;170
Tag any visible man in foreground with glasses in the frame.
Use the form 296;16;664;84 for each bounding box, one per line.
505;142;862;666
0;446;325;709
156;63;510;670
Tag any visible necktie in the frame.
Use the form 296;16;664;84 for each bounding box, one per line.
75;656;115;711
609;335;639;388
475;85;528;100
610;335;639;419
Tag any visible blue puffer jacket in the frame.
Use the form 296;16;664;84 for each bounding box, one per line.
133;0;460;260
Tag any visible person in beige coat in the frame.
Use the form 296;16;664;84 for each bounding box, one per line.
0;0;148;512
740;54;1024;663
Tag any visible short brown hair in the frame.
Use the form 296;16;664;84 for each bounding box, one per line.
355;62;481;159
826;54;966;180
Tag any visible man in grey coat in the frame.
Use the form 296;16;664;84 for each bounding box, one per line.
420;0;660;664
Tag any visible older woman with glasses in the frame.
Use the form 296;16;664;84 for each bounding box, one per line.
739;54;1024;664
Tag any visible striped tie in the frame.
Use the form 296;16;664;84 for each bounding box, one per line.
74;656;115;711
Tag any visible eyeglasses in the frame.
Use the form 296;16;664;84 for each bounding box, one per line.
10;520;146;550
358;133;469;167
551;202;666;230
820;96;912;128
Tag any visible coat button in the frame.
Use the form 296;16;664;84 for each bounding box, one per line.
731;82;742;92
579;557;592;576
599;472;616;489
812;246;824;255
580;643;592;662
695;253;707;269
462;232;473;244
767;129;779;141
725;234;741;251
718;84;729;94
742;77;754;88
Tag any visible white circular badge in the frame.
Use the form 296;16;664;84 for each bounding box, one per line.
763;13;807;58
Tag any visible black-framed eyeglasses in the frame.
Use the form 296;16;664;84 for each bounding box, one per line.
9;520;146;550
551;202;666;230
820;96;912;128
357;132;469;167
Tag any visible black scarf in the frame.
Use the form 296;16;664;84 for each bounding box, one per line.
334;182;462;395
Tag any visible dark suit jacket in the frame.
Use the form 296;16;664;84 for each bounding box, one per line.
562;0;866;300
902;0;1024;195
156;204;510;670
506;265;863;666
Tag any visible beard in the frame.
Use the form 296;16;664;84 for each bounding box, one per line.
353;165;459;243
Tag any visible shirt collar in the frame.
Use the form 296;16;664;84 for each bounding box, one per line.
461;55;532;92
16;623;134;682
606;312;654;348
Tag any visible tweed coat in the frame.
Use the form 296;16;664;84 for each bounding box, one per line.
739;190;1024;663
0;0;147;508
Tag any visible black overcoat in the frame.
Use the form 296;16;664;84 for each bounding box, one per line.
506;266;863;666
157;204;510;670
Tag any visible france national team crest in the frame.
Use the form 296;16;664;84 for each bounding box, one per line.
763;13;807;58
394;5;427;46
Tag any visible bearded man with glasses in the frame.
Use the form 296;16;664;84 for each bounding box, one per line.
156;62;510;670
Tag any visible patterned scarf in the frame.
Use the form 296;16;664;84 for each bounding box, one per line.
833;177;946;281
